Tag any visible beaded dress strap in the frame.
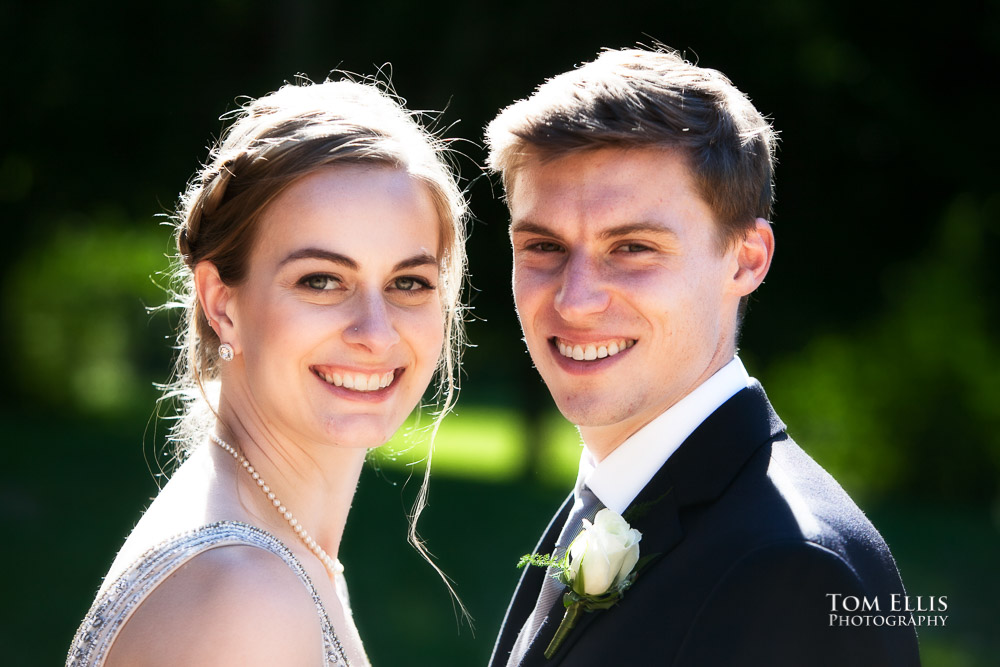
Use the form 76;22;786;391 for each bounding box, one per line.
66;521;349;666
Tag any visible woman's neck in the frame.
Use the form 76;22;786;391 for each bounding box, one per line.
214;399;369;564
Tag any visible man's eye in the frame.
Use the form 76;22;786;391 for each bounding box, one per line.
616;243;652;253
529;241;563;252
302;274;340;290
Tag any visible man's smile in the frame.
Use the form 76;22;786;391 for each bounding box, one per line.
552;336;637;361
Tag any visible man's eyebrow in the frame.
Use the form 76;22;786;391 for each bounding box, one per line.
510;220;678;240
598;222;679;240
510;220;560;237
278;248;438;272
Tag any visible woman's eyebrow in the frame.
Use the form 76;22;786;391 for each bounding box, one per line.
279;247;358;270
393;252;438;271
278;248;438;272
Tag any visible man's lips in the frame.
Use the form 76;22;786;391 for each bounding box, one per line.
551;336;637;361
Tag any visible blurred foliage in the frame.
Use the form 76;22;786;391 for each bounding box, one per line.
4;213;174;416
374;406;582;483
766;194;1000;502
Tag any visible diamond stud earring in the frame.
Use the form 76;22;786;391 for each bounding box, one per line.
218;343;235;361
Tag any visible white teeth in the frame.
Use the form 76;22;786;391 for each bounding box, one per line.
556;338;635;361
319;369;396;392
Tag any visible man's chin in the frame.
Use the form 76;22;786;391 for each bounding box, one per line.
551;397;634;431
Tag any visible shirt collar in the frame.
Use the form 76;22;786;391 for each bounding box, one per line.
578;356;751;514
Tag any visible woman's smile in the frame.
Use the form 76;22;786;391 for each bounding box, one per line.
310;365;406;401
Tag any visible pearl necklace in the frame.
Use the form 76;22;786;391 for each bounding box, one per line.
210;434;344;577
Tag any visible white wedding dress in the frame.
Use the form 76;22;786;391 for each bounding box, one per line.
66;521;352;666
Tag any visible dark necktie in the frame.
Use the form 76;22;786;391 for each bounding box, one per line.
505;484;604;666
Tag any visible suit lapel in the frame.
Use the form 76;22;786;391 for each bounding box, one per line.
490;495;573;666
520;382;786;664
665;382;785;505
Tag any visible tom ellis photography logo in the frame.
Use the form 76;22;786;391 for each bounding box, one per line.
827;594;948;628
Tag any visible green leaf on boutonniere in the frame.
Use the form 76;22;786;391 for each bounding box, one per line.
517;552;565;570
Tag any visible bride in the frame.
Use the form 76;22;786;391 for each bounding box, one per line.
67;77;466;666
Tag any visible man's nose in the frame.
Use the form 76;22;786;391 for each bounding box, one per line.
343;291;401;354
553;254;611;321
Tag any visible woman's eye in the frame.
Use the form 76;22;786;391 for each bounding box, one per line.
392;276;433;292
302;274;340;290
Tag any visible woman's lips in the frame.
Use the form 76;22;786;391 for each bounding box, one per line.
310;367;400;392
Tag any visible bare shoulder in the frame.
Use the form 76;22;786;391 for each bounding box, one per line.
105;544;324;666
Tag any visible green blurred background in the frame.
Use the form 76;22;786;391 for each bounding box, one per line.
2;1;998;664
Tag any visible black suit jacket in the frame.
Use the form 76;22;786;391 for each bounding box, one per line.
490;383;921;666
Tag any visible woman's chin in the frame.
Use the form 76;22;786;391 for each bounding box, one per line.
318;413;406;450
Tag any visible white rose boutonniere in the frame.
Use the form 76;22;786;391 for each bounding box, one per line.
568;509;642;596
518;508;644;658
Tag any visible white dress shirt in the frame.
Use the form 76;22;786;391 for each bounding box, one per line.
575;357;752;514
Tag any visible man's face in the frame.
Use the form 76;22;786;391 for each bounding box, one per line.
509;147;749;458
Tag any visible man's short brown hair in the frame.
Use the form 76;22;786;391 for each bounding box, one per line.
486;47;777;250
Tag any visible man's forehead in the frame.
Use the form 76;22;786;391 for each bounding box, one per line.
508;170;655;228
510;153;643;196
511;146;700;201
506;147;715;240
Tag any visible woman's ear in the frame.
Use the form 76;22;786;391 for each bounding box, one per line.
194;261;241;354
730;218;774;296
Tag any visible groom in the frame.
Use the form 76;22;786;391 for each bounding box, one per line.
486;48;921;666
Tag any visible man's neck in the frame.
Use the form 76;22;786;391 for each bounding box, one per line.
580;353;737;462
578;357;751;514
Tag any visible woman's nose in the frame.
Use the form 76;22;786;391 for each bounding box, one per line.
343;291;401;354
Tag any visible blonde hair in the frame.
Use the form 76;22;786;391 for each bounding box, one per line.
162;76;468;617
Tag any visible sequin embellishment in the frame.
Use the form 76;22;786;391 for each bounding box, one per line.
66;521;350;666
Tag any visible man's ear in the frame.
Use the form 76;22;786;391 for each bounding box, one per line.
194;261;240;354
730;218;774;297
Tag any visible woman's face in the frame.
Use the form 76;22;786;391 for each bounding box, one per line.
223;165;445;449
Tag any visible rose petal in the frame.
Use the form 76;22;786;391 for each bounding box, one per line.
580;545;613;595
567;509;644;596
613;541;641;588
